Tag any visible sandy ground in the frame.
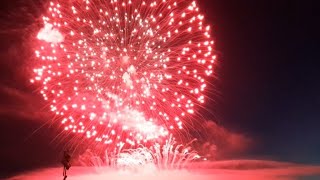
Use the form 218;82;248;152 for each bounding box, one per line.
8;160;320;180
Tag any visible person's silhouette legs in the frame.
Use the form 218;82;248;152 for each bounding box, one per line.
63;167;67;180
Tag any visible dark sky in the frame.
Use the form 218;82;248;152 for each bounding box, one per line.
0;0;320;178
202;0;320;164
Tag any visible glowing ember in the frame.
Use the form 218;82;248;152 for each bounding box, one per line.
32;0;215;146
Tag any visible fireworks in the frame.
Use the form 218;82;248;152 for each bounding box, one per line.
80;135;199;170
32;0;215;146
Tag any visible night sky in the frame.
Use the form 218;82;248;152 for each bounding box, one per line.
0;0;320;178
205;0;320;163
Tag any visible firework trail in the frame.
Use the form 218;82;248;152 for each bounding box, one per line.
32;0;215;147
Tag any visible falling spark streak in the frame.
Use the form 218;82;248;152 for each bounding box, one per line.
32;0;216;146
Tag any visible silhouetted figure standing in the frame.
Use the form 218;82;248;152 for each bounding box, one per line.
61;150;71;180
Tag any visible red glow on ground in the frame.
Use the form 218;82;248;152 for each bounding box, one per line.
9;160;320;180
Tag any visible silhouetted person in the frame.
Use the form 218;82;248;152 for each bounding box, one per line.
61;150;71;180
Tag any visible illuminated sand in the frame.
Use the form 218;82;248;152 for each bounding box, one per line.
9;160;320;180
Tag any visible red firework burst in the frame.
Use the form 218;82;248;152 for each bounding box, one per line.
32;0;215;146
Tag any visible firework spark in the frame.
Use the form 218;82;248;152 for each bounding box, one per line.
32;0;215;146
